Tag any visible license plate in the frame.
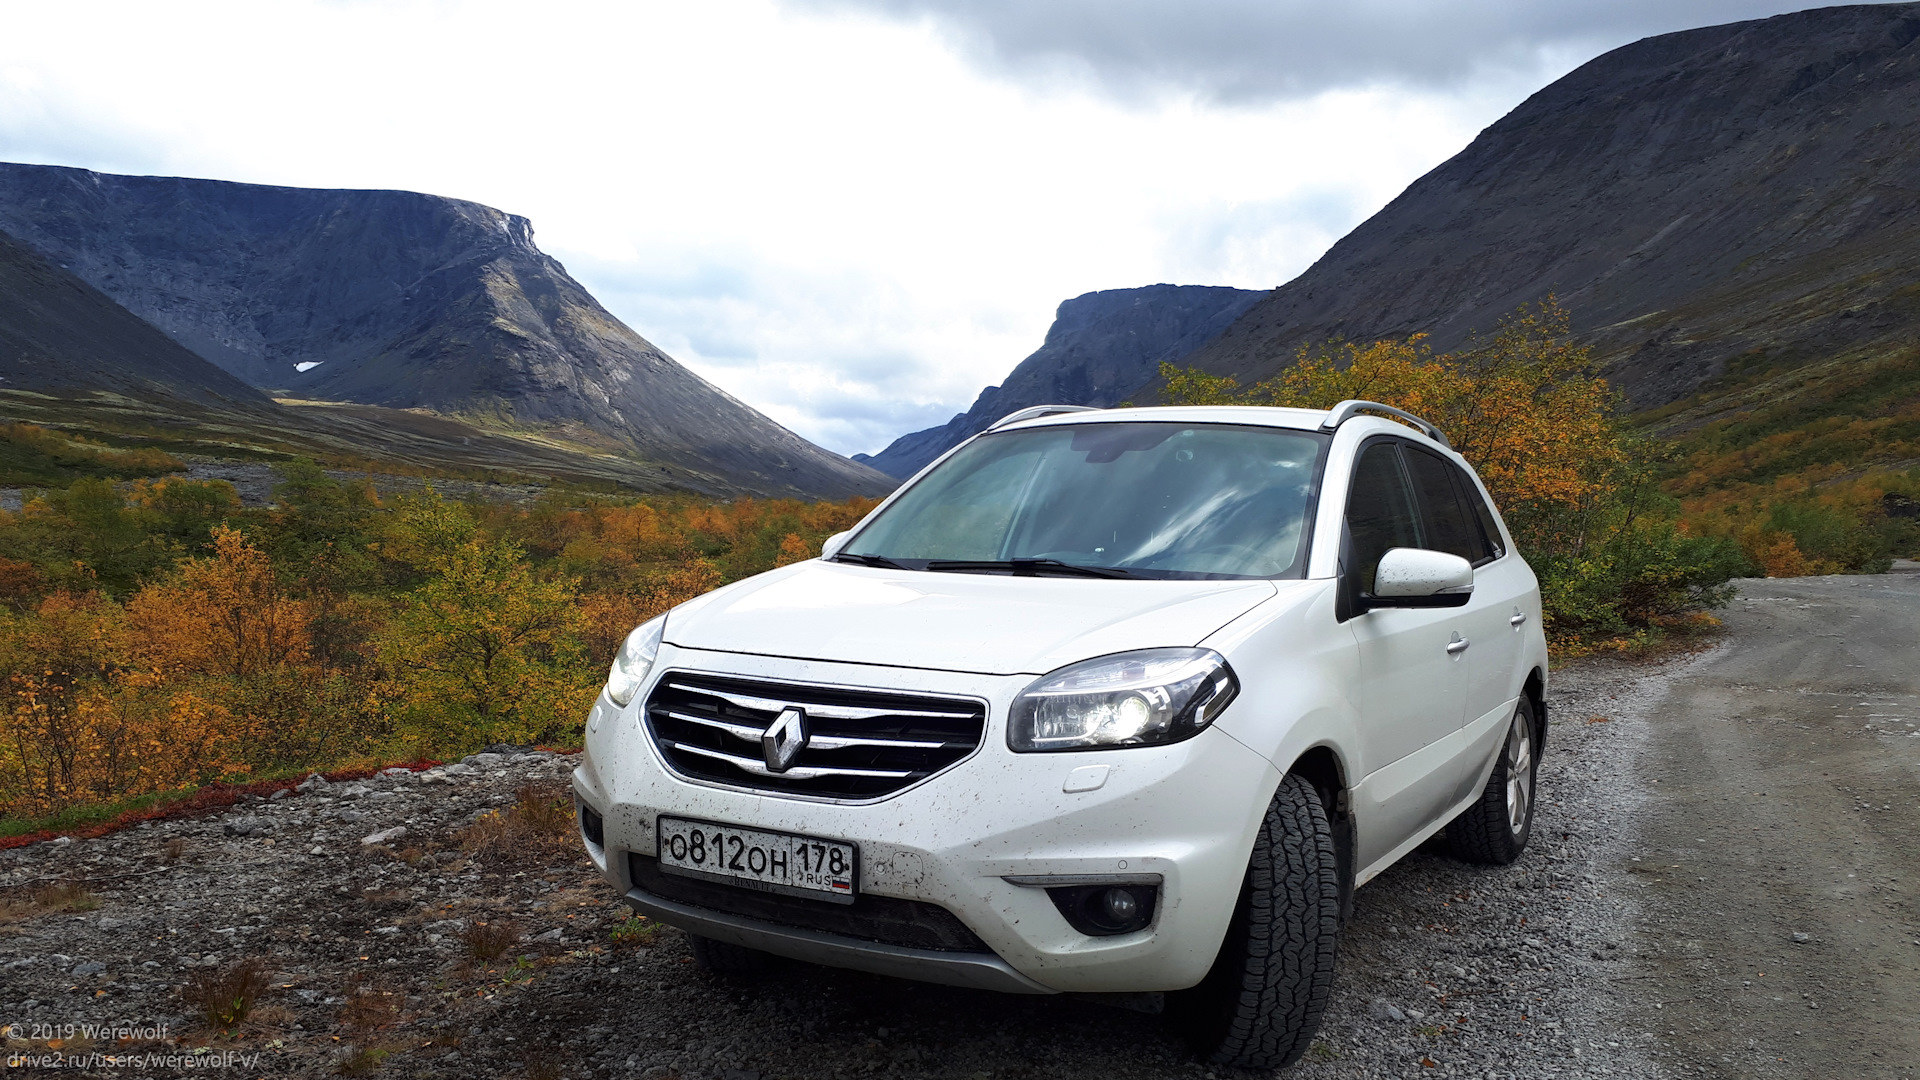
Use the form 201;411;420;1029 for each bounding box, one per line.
656;816;858;904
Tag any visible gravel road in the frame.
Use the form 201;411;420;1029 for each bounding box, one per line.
2;573;1913;1079
1628;571;1920;1080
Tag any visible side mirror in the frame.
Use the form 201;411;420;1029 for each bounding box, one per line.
821;530;852;559
1363;548;1474;611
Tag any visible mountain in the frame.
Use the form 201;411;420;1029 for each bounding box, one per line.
856;284;1262;478
0;227;273;407
1175;2;1920;412
0;163;890;500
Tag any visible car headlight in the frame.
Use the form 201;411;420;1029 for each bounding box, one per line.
605;615;666;708
1008;648;1239;752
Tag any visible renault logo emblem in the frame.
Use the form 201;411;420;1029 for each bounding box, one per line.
761;707;808;773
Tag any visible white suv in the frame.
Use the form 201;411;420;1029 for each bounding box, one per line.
574;401;1549;1069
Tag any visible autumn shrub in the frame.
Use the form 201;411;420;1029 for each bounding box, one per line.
1675;466;1920;575
1;880;101;922
511;782;574;837
457;918;522;961
375;498;595;753
1159;299;1745;647
456;784;575;861
0;457;876;819
182;957;271;1029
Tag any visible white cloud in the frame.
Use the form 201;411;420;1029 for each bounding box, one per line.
1;0;1580;454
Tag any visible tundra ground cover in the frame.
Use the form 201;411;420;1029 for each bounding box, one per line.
0;466;874;821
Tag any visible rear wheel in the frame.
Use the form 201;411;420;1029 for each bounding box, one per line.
1447;697;1538;865
1167;772;1341;1069
687;934;771;976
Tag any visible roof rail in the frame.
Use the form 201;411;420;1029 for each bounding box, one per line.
1319;400;1450;448
988;404;1100;430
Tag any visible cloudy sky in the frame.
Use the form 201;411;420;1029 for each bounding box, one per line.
0;0;1862;455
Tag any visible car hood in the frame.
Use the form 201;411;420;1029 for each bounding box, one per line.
663;560;1281;676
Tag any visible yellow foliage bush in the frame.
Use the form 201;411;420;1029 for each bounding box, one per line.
0;474;880;819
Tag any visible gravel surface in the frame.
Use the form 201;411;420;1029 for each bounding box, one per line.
1278;652;1676;1080
1628;573;1920;1080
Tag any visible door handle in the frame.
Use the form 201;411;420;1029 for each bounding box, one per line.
1509;612;1527;627
1446;635;1470;655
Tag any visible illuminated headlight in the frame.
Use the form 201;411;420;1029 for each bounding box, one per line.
1008;648;1239;752
604;615;666;708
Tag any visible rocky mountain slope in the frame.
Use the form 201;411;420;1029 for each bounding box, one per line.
856;284;1260;478
0;228;271;408
0;163;890;500
1176;2;1920;413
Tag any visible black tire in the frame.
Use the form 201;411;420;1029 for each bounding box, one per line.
1447;697;1539;865
687;934;770;976
1168;772;1341;1069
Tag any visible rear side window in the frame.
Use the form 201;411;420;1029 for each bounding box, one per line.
1458;474;1506;562
1404;446;1488;565
1344;442;1421;593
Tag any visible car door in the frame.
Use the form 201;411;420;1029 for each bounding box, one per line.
1403;444;1525;802
1344;439;1472;870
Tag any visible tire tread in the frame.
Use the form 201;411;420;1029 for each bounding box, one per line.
1192;773;1342;1069
1447;698;1537;865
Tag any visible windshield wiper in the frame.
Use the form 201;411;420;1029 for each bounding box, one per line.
924;558;1135;579
830;552;909;569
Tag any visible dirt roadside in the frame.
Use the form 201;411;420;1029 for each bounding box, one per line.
1625;572;1920;1080
1;575;1912;1079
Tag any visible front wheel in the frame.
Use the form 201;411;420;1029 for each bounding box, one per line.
1167;772;1341;1069
1447;697;1539;865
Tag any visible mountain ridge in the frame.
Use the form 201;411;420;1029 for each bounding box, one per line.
857;284;1261;478
0;226;275;409
0;163;891;500
1171;2;1920;412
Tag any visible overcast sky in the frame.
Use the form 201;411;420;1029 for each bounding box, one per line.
0;0;1869;456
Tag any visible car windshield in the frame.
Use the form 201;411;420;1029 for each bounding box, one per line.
843;422;1329;579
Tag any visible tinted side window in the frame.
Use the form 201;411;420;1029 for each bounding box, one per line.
1404;447;1484;564
1459;474;1506;562
1345;442;1421;593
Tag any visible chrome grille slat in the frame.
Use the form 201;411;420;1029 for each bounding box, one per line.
665;681;976;721
664;710;953;751
662;740;919;781
645;673;988;800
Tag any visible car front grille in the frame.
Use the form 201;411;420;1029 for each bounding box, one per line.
628;854;989;953
643;673;986;800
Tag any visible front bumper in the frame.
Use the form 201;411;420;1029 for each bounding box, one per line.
573;645;1282;994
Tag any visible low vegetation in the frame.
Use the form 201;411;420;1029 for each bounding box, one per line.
1646;344;1920;575
0;467;874;821
182;956;271;1030
0;421;183;487
0;880;100;923
454;784;577;862
457;919;523;962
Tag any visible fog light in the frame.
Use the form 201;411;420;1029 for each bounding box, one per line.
1045;882;1157;936
579;804;605;849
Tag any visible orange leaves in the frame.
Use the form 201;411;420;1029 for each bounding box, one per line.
126;525;312;678
1751;533;1813;578
1;531;328;817
774;533;813;567
1160;299;1626;532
